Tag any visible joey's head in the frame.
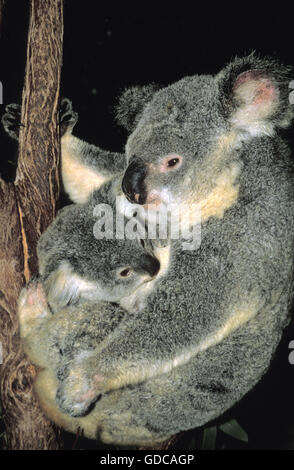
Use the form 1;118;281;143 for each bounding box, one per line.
84;236;160;303
120;54;294;218
39;183;161;312
44;236;160;313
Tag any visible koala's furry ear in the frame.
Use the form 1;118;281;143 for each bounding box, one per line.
217;53;294;136
115;84;161;132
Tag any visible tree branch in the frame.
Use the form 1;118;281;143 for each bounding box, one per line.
0;0;63;449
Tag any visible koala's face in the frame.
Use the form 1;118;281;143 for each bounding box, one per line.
44;237;160;313
122;56;294;217
87;238;160;303
122;75;222;210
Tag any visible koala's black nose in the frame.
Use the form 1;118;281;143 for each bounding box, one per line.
122;157;147;204
140;254;160;277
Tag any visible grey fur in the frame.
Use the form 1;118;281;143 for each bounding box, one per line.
37;177;160;314
7;53;294;446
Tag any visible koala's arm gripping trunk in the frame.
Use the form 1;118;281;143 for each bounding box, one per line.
60;133;126;203
59;98;126;204
0;0;63;449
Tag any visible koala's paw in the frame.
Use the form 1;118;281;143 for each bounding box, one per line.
55;368;101;417
59;98;78;136
1;103;23;141
18;280;51;337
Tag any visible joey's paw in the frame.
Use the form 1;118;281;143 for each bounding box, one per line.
55;370;101;417
1;103;23;140
18;280;51;336
59;98;78;136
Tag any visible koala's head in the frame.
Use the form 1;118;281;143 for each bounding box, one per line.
119;54;294;215
71;235;160;303
41;204;160;313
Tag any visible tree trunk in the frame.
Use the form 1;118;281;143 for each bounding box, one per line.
0;0;63;450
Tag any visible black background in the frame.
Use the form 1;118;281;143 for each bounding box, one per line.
0;2;294;450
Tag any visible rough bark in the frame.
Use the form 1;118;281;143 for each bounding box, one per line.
0;0;63;450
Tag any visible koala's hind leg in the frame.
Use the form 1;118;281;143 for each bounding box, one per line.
18;280;51;337
18;280;53;367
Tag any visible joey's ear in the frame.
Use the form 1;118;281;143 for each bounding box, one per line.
115;84;161;132
217;53;294;136
44;261;95;313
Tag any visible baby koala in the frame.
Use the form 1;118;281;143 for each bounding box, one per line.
17;178;162;420
37;177;160;315
18;279;129;419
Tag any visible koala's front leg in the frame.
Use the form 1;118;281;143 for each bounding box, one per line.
64;335;146;396
2;98;127;203
1;103;23;140
60;98;126;203
55;353;103;417
91;311;281;446
1;99;78;141
51;301;128;417
59;97;79;136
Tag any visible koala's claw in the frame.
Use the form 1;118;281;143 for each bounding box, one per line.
59;98;78;136
1;103;23;141
1;98;78;139
56;374;99;417
19;280;48;311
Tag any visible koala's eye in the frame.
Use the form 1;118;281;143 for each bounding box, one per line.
160;155;183;172
119;268;132;278
167;158;180;167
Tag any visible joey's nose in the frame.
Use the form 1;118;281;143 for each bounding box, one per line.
122;157;147;204
140;254;160;277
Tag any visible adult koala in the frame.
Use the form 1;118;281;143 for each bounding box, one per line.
4;53;294;446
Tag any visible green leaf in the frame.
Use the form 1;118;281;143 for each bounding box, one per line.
201;425;218;450
219;419;248;442
185;430;200;450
